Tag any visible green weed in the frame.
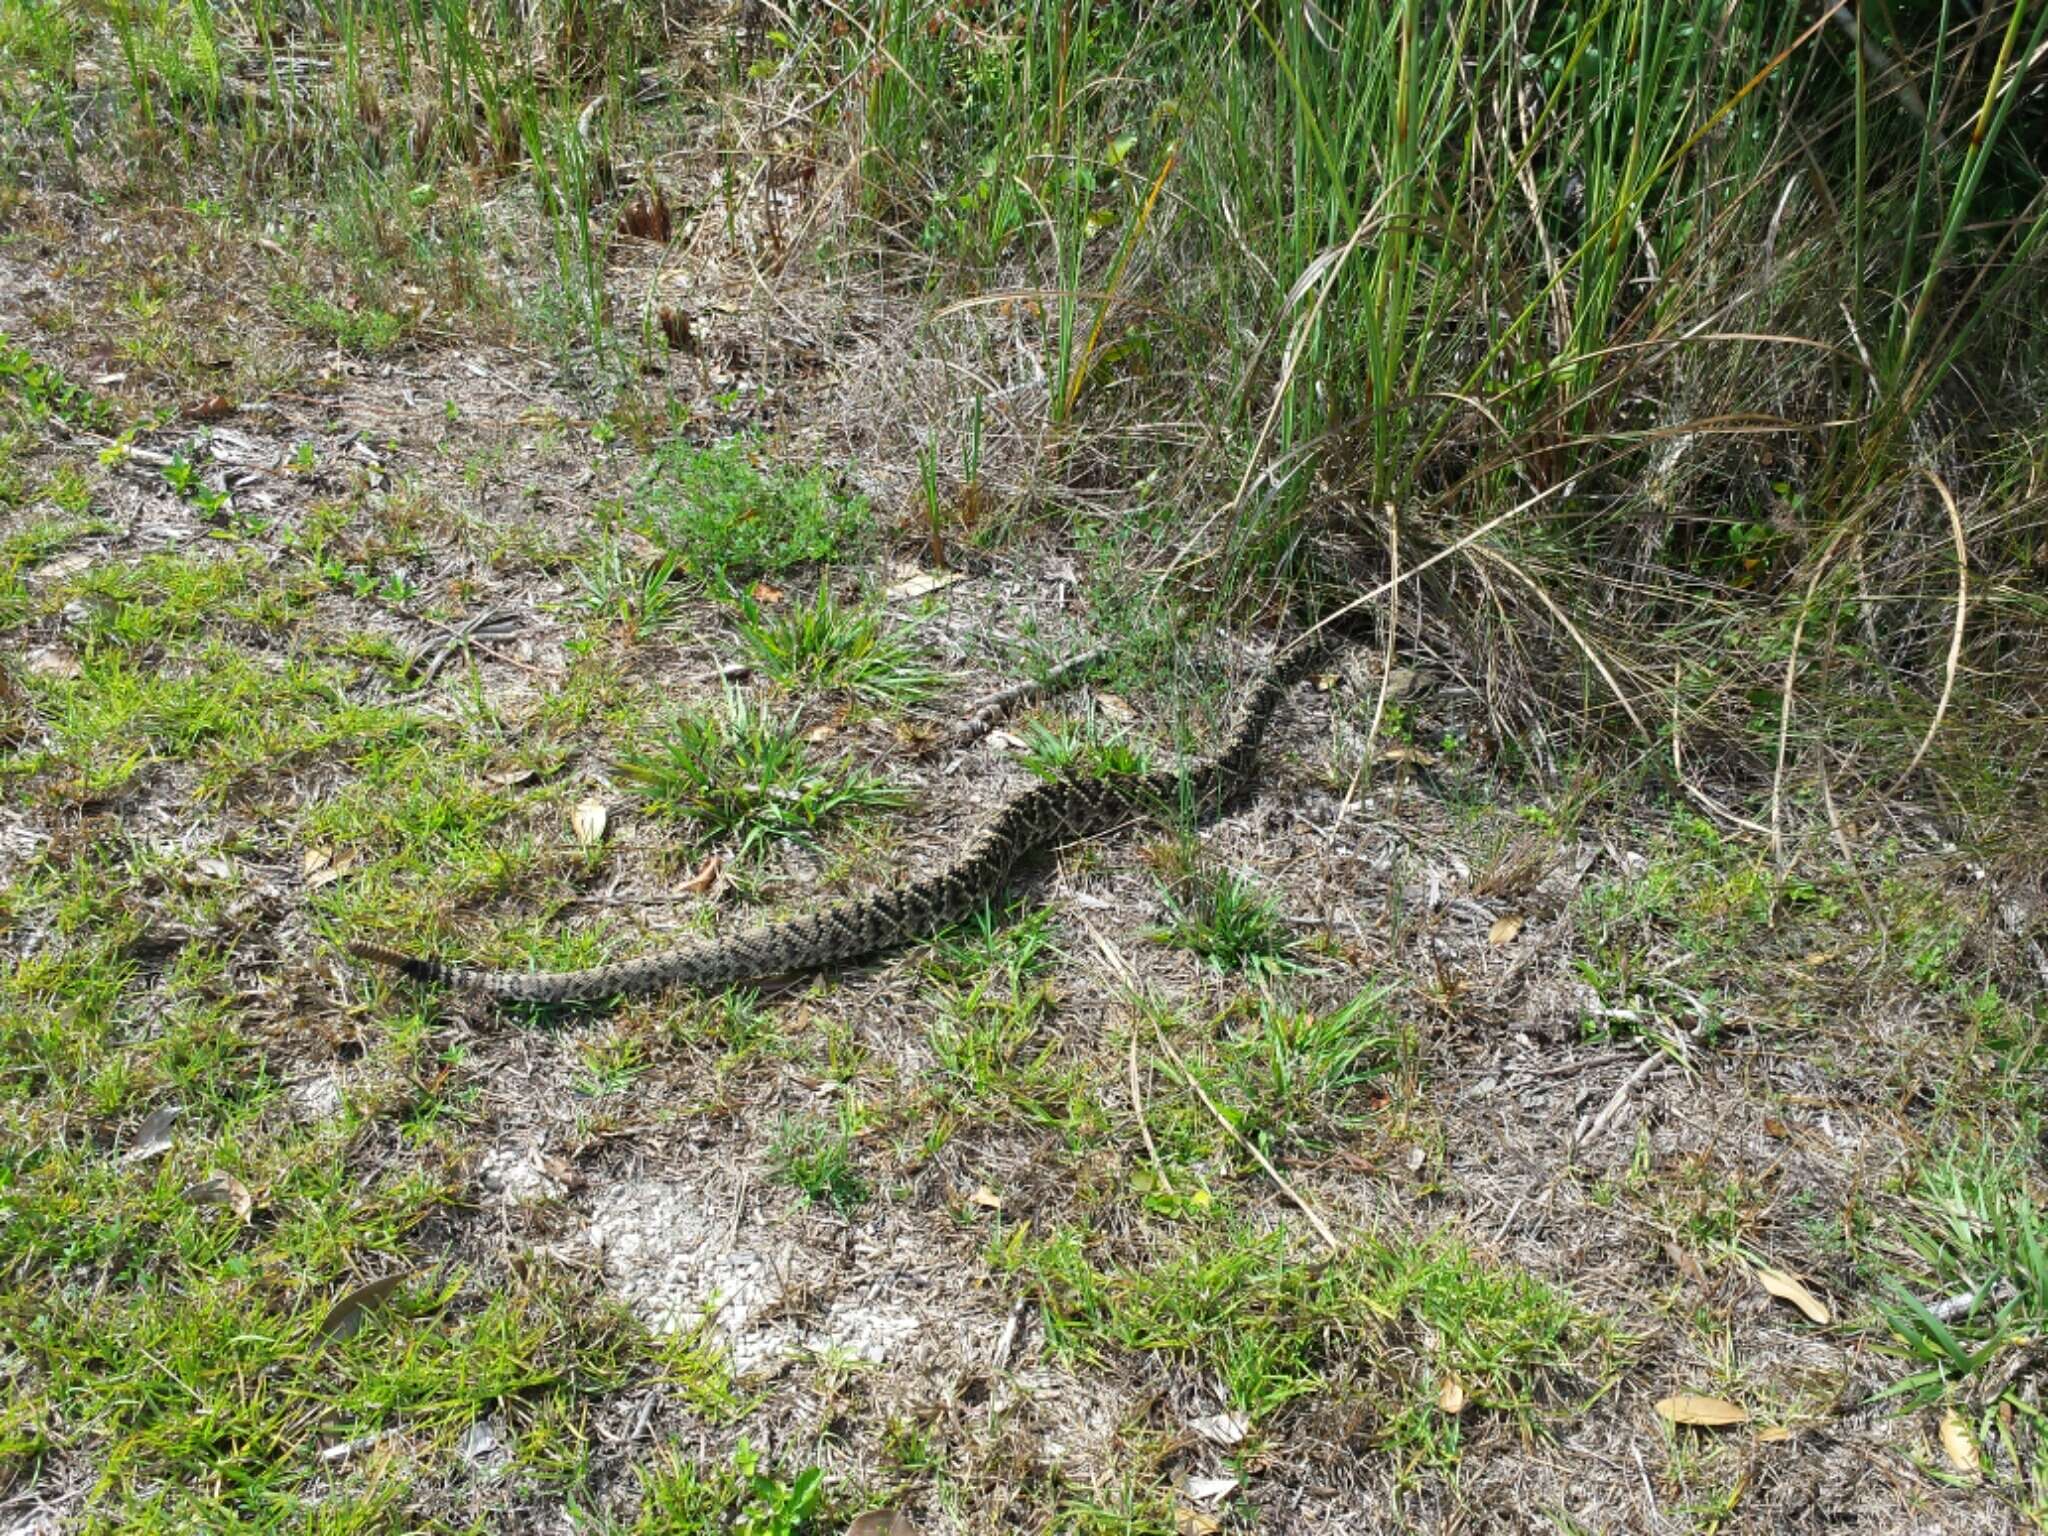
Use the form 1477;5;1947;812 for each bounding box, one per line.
999;1222;1608;1468
641;436;868;580
618;690;903;860
737;584;942;705
1155;859;1298;977
771;1115;867;1215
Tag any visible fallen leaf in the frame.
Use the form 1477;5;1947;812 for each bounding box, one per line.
968;1185;1002;1210
196;855;236;881
1377;743;1437;767
572;799;608;848
182;1170;254;1222
1185;1475;1238;1505
1438;1375;1466;1414
805;722;838;743
485;765;537;787
1939;1409;1979;1474
1188;1410;1250;1446
679;855;722;895
1487;914;1524;946
1757;1425;1793;1444
122;1104;183;1164
320;1271;410;1341
302;846;333;877
306;850;356;889
1172;1504;1221;1536
844;1512;919;1536
1756;1264;1831;1325
884;566;963;601
1664;1242;1710;1290
1656;1394;1749;1428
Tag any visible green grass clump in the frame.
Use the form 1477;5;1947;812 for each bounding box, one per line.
737;584;943;705
1155;860;1298;976
1215;988;1400;1158
0;332;114;432
641;436;869;580
275;286;410;355
1000;1223;1607;1468
618;690;903;859
771;1115;868;1215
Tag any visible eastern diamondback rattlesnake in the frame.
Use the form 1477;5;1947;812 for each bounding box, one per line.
347;632;1331;1002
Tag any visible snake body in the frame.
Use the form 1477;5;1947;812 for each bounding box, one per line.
348;634;1327;1002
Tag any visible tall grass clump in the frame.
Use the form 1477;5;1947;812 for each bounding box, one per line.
840;2;2048;848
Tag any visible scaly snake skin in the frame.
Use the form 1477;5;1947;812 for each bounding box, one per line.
348;633;1330;1002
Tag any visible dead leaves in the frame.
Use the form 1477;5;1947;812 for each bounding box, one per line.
1187;1410;1250;1447
320;1271;411;1342
571;798;608;848
1938;1408;1980;1474
121;1104;183;1164
303;846;356;888
883;563;964;601
1656;1394;1749;1428
678;853;722;896
616;183;673;244
1754;1263;1831;1325
182;1170;255;1222
844;1512;918;1536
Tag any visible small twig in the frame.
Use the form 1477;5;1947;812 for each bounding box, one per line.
1572;1052;1666;1150
991;1293;1029;1368
1888;467;1969;794
1128;1030;1173;1198
1083;920;1341;1254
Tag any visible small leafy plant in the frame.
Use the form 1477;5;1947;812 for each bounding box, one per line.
642;435;868;579
737;583;941;704
618;690;902;858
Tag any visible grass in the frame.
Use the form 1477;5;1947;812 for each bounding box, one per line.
1153;856;1299;977
574;536;687;641
999;1221;1612;1472
736;584;944;706
641;436;870;581
617;690;904;861
770;1115;867;1217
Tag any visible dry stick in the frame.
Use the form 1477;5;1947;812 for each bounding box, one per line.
1889;467;1970;794
1335;503;1399;829
1127;1032;1173;1199
1770;519;1858;865
1081;921;1341;1255
1572;1052;1667;1151
1818;750;1889;963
